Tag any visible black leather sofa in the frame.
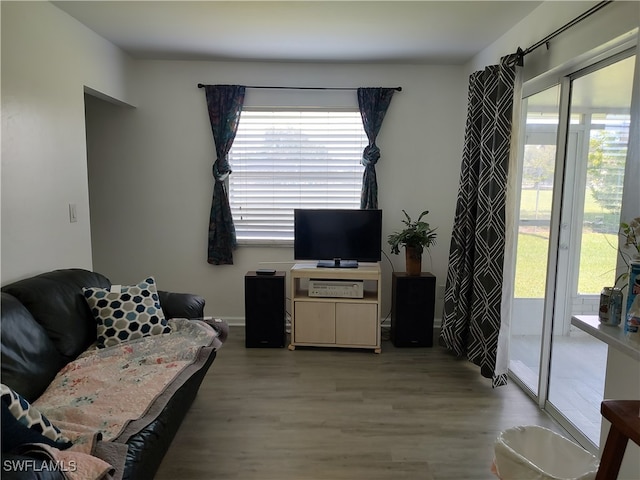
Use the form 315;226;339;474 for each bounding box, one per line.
1;269;221;480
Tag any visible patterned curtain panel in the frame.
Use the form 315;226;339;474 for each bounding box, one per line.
357;88;395;209
440;60;516;388
203;85;246;265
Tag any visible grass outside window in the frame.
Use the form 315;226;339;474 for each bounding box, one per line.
515;189;619;298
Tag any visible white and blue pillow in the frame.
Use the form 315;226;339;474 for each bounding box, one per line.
83;277;171;348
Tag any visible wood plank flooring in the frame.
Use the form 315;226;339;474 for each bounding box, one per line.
155;327;566;480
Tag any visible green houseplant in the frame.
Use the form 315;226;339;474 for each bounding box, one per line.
615;216;640;291
388;210;437;275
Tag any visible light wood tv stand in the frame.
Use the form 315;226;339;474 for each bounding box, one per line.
289;262;382;353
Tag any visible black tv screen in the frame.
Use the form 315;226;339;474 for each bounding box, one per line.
294;209;382;268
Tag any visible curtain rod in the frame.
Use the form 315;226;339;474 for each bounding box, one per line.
197;84;402;92
508;0;613;66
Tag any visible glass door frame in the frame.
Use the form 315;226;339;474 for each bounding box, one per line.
509;33;638;451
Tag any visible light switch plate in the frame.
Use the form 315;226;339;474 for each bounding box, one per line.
69;203;77;223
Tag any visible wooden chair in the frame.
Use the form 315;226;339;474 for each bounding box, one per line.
595;400;640;480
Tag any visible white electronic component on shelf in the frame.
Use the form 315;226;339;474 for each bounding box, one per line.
308;279;364;298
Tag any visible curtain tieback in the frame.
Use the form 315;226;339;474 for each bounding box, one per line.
362;143;380;167
212;160;231;182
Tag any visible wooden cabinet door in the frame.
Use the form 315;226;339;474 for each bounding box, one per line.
294;302;335;344
335;303;378;346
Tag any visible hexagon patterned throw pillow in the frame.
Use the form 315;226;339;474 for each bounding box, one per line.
83;277;171;348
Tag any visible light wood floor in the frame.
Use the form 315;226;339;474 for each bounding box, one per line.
155;326;566;480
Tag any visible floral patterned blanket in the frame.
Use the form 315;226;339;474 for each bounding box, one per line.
34;318;218;444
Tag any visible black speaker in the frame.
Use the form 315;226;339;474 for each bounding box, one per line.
391;272;436;347
244;271;286;348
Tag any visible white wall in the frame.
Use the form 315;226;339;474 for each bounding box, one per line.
86;60;466;323
1;1;135;284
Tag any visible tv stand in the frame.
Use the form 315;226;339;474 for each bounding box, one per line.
289;262;381;353
316;258;358;269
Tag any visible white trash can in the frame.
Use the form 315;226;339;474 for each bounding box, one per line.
492;425;599;480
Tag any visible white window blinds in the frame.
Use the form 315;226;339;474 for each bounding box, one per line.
228;110;367;243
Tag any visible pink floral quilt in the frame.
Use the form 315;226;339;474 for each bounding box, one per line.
33;319;218;443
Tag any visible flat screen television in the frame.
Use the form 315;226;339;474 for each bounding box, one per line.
294;209;382;268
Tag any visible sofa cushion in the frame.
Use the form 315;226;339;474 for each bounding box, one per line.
1;269;111;361
0;384;69;445
83;277;171;348
0;293;65;402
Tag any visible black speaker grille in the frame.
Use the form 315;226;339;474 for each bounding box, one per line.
245;272;286;348
391;273;435;347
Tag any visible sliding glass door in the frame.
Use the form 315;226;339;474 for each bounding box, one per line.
547;53;635;446
509;50;637;449
509;85;560;395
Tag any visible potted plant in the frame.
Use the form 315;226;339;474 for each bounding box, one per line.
388;210;437;275
615;216;640;291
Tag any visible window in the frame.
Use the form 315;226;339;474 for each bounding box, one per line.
228;109;367;243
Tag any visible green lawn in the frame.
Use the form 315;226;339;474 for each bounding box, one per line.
514;188;620;298
514;233;549;298
514;231;618;297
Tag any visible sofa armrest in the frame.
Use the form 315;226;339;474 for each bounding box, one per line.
158;291;205;319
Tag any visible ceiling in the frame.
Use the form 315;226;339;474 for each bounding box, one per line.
52;1;543;64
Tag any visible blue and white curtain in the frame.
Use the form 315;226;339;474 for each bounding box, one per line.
357;88;395;209
203;85;246;265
